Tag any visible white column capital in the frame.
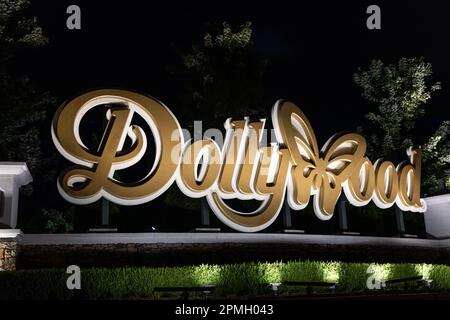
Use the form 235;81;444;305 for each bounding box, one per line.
0;229;23;240
0;162;33;184
0;162;33;228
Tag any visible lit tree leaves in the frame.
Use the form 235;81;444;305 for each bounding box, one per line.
354;57;449;195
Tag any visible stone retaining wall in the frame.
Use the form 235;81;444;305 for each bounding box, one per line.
2;232;450;270
16;242;450;269
0;238;18;271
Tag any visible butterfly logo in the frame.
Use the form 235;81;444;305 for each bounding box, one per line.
272;100;367;220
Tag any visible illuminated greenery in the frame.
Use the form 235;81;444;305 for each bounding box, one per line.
337;262;370;291
279;261;325;282
1;261;450;299
429;265;450;289
354;57;450;195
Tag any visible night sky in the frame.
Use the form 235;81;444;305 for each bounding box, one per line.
9;0;449;232
23;0;450;145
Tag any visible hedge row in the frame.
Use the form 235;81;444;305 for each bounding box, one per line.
1;261;449;299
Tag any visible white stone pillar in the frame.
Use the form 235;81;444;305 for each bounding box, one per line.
424;194;450;239
0;163;33;229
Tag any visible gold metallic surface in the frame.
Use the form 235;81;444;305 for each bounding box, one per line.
236;120;265;195
52;90;426;232
374;161;399;206
397;148;423;210
209;146;291;230
346;157;376;203
52;89;182;203
218;120;247;194
273;101;367;219
179;139;221;193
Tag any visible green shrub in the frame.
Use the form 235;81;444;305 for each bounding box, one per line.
280;261;325;282
429;265;450;289
0;261;448;299
322;261;340;282
387;263;421;280
193;264;221;285
81;267;198;299
215;263;267;296
0;269;72;300
338;263;370;291
262;262;282;284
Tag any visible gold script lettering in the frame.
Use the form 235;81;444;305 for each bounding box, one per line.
52;89;427;232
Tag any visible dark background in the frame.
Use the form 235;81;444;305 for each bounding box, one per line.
22;0;450;142
15;0;450;234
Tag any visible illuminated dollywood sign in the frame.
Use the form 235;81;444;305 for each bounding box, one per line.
52;89;426;232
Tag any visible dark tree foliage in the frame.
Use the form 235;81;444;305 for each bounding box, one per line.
176;21;267;128
0;0;73;232
0;0;52;179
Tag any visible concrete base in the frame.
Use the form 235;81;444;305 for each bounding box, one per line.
16;232;450;247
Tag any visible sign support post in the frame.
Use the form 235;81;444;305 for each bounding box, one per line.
194;198;220;232
200;198;210;226
280;196;304;233
101;198;109;226
282;197;292;228
338;195;348;232
395;205;406;235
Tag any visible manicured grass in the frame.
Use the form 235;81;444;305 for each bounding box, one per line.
0;261;449;299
